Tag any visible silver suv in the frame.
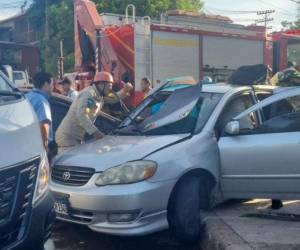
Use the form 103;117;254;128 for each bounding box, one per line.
50;77;300;242
0;71;54;250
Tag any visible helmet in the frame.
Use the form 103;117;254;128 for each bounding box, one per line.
271;68;300;87
94;71;114;83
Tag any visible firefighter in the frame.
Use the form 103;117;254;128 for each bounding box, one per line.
56;71;132;153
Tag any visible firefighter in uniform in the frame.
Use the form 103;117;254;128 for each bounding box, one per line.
56;71;132;152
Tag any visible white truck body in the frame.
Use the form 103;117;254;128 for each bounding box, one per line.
152;31;200;86
101;13;267;90
13;70;31;87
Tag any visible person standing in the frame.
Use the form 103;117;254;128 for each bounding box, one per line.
141;77;152;97
60;77;78;100
55;71;132;152
26;72;53;152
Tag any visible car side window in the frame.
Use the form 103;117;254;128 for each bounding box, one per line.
256;92;272;101
256;91;295;120
216;93;257;136
240;95;300;134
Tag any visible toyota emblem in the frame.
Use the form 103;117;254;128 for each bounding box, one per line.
62;171;71;181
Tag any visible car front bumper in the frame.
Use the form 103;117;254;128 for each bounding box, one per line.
7;190;55;250
50;178;176;236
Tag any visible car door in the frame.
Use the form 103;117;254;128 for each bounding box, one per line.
49;95;71;136
218;87;300;200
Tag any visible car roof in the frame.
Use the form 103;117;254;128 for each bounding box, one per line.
201;83;278;94
20;87;72;103
201;83;234;93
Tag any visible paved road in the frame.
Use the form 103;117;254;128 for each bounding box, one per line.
202;199;300;250
51;221;199;250
51;200;300;250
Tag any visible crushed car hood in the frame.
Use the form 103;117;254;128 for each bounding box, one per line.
53;134;189;171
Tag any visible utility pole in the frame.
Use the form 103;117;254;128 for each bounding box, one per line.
256;10;275;30
45;0;49;39
95;29;101;72
45;0;49;71
57;40;64;79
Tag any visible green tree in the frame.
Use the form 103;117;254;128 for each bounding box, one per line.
95;0;203;18
45;0;74;74
28;0;74;75
169;0;203;11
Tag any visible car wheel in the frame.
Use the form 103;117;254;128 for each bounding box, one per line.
167;174;210;243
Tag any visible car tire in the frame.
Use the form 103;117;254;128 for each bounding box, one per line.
167;174;211;243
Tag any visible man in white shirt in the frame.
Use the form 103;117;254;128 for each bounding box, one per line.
60;77;78;100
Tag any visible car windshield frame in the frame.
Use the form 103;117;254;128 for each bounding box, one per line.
117;86;223;136
0;72;14;92
0;72;23;105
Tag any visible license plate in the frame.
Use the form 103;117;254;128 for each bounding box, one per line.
54;198;69;215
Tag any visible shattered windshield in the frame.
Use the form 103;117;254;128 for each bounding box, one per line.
117;85;223;136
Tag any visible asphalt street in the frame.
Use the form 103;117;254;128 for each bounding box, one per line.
52;221;199;250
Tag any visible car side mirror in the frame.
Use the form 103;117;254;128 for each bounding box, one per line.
224;120;240;135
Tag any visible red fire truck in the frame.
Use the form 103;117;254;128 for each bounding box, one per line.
68;0;300;107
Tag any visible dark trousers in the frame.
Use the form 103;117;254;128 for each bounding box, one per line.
271;199;283;209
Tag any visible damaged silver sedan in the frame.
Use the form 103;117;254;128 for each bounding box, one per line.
50;77;300;242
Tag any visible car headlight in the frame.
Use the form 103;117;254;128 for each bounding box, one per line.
33;153;50;205
95;160;157;186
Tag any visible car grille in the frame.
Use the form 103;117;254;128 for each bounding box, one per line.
51;165;95;186
57;209;94;224
0;157;39;249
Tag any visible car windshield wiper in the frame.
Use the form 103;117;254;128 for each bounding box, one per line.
115;115;144;135
114;128;142;135
113;99;144;135
128;116;144;135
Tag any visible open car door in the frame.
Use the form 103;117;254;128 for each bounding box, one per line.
218;87;300;200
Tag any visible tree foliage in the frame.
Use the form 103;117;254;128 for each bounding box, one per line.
290;22;300;30
28;0;203;75
27;0;74;75
95;0;203;17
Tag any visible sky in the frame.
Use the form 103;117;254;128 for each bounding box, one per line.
0;0;298;31
204;0;297;30
0;0;32;20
